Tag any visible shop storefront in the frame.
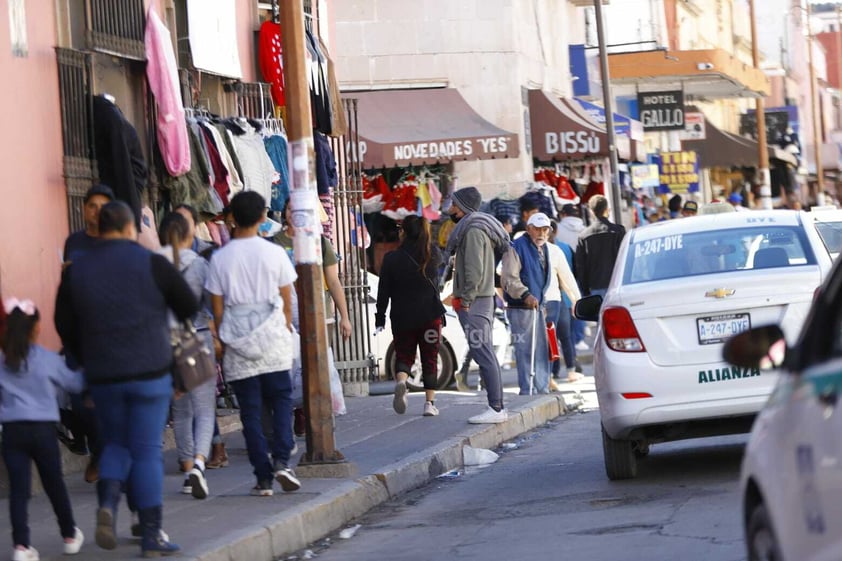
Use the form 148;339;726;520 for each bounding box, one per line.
347;88;519;273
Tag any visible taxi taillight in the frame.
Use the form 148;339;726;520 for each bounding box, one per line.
602;306;646;352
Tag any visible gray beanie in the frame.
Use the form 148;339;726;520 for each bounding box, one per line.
451;186;482;214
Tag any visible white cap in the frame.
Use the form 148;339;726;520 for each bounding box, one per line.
527;212;551;228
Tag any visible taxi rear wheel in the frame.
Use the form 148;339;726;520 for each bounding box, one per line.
601;425;638;480
747;503;783;561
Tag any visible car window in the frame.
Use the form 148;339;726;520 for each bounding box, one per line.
623;226;817;284
815;221;842;257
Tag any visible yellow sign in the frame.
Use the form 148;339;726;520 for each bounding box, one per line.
658;151;700;193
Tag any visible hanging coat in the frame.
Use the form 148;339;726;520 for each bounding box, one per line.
144;7;190;177
92;95;147;227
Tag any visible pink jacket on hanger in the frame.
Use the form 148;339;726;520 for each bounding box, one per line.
145;7;190;176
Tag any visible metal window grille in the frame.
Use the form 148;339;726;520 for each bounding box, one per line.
56;48;97;232
239;82;274;119
85;0;146;60
330;98;376;385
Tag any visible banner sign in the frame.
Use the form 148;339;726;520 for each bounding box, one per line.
638;90;685;131
630;164;660;189
655;150;700;193
679;112;706;140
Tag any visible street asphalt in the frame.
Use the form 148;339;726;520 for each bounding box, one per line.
0;361;595;561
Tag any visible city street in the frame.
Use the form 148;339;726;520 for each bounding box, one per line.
293;403;748;561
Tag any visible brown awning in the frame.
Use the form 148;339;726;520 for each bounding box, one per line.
346;89;519;169
527;90;631;162
682;111;759;168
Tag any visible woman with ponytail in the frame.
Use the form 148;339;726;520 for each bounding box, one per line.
375;215;446;416
158;212;217;500
1;298;85;560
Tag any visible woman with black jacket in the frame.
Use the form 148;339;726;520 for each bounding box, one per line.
375;215;446;417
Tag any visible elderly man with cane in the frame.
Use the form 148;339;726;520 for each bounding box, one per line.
501;212;554;395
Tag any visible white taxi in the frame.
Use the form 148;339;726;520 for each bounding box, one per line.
725;254;842;561
575;210;835;480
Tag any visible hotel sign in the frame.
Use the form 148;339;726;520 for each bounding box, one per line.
638;90;685;131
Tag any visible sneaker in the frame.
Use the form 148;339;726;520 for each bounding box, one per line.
392;381;408;415
181;477;192;494
12;546;39;561
454;370;471;392
548;378;560;392
274;466;302;492
63;527;84;555
566;371;585;383
291;441;299;456
189;467;208;500
468;407;508;424
250;480;274;497
423;401;439;416
575;341;590;352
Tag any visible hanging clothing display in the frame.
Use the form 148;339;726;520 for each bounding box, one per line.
223;119;277;204
258;20;286;108
319;190;335;241
197;125;231;206
144;7;190;177
264;132;291;213
314;132;338;195
161;124;220;217
317;35;347;137
306;29;331;135
92;94;147;226
202;121;244;199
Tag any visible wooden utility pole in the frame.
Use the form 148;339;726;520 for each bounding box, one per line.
807;1;825;200
279;0;348;472
749;0;772;209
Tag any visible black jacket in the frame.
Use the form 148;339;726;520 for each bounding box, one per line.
375;244;445;331
574;217;626;295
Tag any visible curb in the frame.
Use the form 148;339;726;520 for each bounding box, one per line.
194;394;568;561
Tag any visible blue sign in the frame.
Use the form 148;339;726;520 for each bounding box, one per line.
569;44;601;99
574;98;632;137
652;151;700;194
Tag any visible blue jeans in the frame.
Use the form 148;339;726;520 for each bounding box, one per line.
89;375;173;510
507;307;550;394
546;300;575;375
230;370;294;481
2;422;77;547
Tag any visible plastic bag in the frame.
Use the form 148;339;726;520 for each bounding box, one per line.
328;347;346;416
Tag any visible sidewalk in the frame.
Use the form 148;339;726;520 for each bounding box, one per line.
0;372;585;561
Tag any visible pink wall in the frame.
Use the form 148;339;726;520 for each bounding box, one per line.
0;5;68;350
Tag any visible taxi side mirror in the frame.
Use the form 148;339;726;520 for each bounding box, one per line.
722;325;786;370
574;294;603;322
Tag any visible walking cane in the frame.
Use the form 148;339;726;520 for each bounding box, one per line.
528;306;538;395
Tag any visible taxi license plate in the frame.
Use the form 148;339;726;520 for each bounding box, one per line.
696;313;751;345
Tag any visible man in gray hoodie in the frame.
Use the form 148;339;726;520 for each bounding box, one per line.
555;204;586;249
445;187;511;424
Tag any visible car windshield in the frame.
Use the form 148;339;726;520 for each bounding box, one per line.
623;225;817;284
814;220;842;257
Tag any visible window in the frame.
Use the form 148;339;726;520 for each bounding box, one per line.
55;48;97;232
623;226;817;284
85;0;146;60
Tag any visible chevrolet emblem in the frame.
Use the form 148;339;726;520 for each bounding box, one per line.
705;288;736;299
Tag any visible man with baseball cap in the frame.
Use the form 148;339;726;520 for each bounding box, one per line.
681;200;698;217
501;212;557;394
728;191;748;212
63;184;116;265
445;186;511;423
59;183;115;484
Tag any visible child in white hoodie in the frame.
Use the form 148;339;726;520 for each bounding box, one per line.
0;298;86;561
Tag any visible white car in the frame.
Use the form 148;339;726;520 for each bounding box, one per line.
806;206;842;260
366;271;510;390
724;253;842;561
575;210;835;480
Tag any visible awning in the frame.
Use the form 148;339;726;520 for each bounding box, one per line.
682;110;796;169
346;89;519;169
527;90;631;162
608;48;769;99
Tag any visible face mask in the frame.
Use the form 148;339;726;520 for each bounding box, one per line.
450;213;462;224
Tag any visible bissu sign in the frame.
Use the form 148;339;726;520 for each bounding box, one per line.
638;90;685;131
544;130;601;156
